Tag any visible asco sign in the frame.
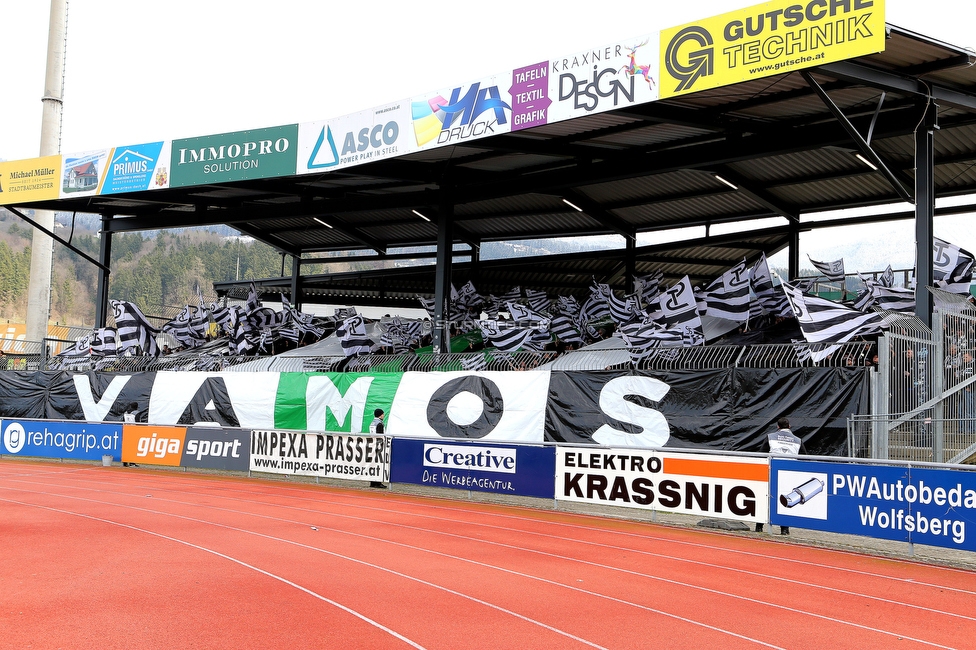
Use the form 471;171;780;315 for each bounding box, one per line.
659;0;886;98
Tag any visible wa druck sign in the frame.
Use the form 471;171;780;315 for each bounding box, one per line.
770;459;976;551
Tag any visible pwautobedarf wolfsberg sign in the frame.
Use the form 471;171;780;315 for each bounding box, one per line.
770;458;976;552
170;125;298;186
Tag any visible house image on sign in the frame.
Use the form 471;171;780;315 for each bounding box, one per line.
63;160;99;191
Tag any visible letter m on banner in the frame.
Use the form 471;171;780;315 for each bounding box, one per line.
273;372;404;433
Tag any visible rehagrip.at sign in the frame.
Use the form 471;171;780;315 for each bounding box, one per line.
1;419;122;461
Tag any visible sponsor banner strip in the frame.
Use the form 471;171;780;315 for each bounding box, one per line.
663;457;768;482
556;446;769;523
770;458;976;552
390;438;556;499
249;429;388;481
1;418;123;461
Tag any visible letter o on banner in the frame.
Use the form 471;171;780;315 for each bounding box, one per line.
426;376;504;438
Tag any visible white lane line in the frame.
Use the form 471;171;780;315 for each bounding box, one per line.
13;466;976;600
0;492;609;650
41;485;951;650
0;496;426;650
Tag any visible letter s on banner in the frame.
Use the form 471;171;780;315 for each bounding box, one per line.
592;376;670;447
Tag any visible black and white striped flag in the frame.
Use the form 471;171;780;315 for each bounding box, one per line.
231;321;256;355
91;328;119;356
110;300;160;356
808;255;845;282
507;302;550;328
703;260;751;322
418;297;437;319
659;276;704;340
792;338;812;363
337;315;373;357
478;320;531;353
933;237;975;296
872;285;915;312
618;320;683;365
879;265;895;288
456;281;484;309
594;283;637;324
750;254;791;318
550;315;585;344
57;332;94;358
782;283;882;344
248;307;281;330
634;271;663;306
484;295;501;319
245;281;261;313
525;289;550;314
555;295;581;319
578;292;610;324
500;286;522;304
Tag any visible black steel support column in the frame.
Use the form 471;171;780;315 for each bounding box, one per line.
788;221;800;281
625;236;637;293
290;255;302;311
433;194;454;352
94;215;113;328
915;102;938;328
470;244;481;287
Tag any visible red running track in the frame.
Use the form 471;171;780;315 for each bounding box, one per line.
1;459;974;649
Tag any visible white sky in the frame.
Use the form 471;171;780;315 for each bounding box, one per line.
1;0;974;269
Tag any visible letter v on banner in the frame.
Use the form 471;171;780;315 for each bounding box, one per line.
73;374;132;421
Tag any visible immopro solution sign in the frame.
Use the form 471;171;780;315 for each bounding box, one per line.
770;459;976;552
659;0;886;98
170;125;298;186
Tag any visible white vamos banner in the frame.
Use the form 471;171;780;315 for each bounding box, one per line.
556;447;769;523
387;371;550;442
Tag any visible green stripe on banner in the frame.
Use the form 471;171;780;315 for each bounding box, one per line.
274;372;403;432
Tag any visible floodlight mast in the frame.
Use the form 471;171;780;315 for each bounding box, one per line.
25;0;68;344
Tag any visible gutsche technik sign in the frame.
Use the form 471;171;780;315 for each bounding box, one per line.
659;0;886;98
